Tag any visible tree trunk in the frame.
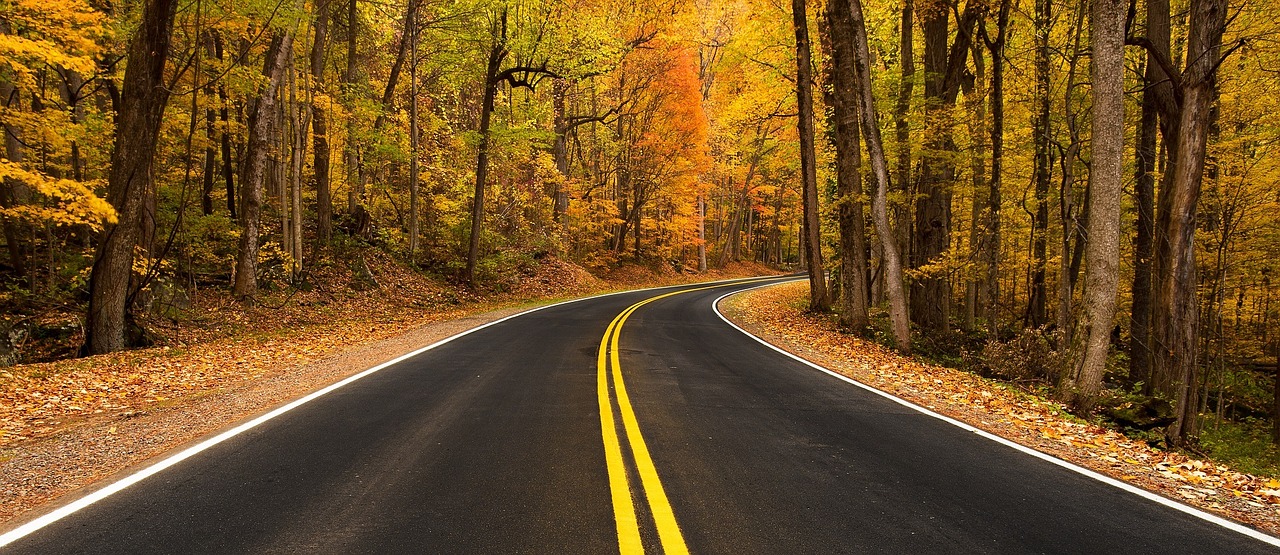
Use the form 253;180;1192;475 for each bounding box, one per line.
0;78;27;278
343;0;362;216
466;30;506;286
311;5;332;246
790;0;829;312
849;0;910;353
233;32;294;300
408;4;420;261
85;0;179;354
964;40;986;331
552;78;570;221
823;0;869;328
1152;0;1228;443
1067;0;1125;413
984;0;1010;338
911;0;978;332
1056;4;1087;344
698;195;707;271
1029;0;1052;328
892;0;914;265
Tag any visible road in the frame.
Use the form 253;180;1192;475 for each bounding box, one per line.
3;277;1277;553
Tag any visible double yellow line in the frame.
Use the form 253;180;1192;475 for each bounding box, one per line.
596;277;783;554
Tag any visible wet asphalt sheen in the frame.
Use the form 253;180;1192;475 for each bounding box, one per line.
5;277;1278;554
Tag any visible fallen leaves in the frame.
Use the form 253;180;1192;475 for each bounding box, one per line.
723;281;1280;535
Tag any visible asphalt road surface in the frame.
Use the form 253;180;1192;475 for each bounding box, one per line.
4;277;1278;553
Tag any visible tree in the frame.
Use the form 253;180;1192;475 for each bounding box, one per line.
1065;0;1125;412
789;0;828;312
910;0;979;332
822;0;870;329
85;0;179;354
847;0;909;352
464;6;560;286
311;2;333;246
232;32;295;300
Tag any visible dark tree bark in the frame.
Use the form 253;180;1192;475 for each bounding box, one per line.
1133;0;1175;397
232;32;294;300
0;76;27;278
1028;0;1052;328
85;0;179;354
823;0;869;329
466;22;506;287
343;0;362;216
791;0;829;312
911;0;979;332
1130;62;1158;393
983;0;1011;337
1151;0;1229;442
963;40;985;331
848;0;910;353
311;4;333;246
408;2;420;260
201;34;218;216
214;32;236;220
892;0;914;264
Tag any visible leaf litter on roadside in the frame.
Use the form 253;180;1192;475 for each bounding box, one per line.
722;281;1280;534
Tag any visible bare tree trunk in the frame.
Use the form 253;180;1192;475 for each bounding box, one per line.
1152;0;1228;443
963;40;985;331
0;77;27;278
849;0;910;353
233;32;294;300
343;0;362;216
85;0;178;354
790;0;829;312
466;18;507;286
984;0;1010;337
289;56;309;281
1130;64;1157;391
1028;0;1052;328
213;31;236;220
1056;5;1087;344
1066;0;1125;413
698;195;707;272
893;0;914;266
823;0;869;328
408;4;420;261
311;5;332;246
911;0;978;332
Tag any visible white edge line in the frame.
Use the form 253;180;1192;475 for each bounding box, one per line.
0;275;774;548
711;281;1280;548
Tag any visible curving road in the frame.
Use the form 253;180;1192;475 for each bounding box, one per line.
3;277;1277;553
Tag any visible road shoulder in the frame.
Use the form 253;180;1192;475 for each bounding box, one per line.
719;280;1280;537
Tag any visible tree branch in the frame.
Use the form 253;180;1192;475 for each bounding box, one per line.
1125;36;1183;91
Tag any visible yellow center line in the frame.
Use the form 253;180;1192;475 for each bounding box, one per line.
597;277;782;554
599;310;643;552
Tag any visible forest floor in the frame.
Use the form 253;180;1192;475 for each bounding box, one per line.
720;281;1280;537
0;250;776;526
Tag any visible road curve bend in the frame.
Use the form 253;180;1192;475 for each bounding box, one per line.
3;277;1276;554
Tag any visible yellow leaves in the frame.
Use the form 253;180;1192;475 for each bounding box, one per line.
0;161;116;229
0;0;107;88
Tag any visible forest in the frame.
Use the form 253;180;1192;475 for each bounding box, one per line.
2;0;1280;460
